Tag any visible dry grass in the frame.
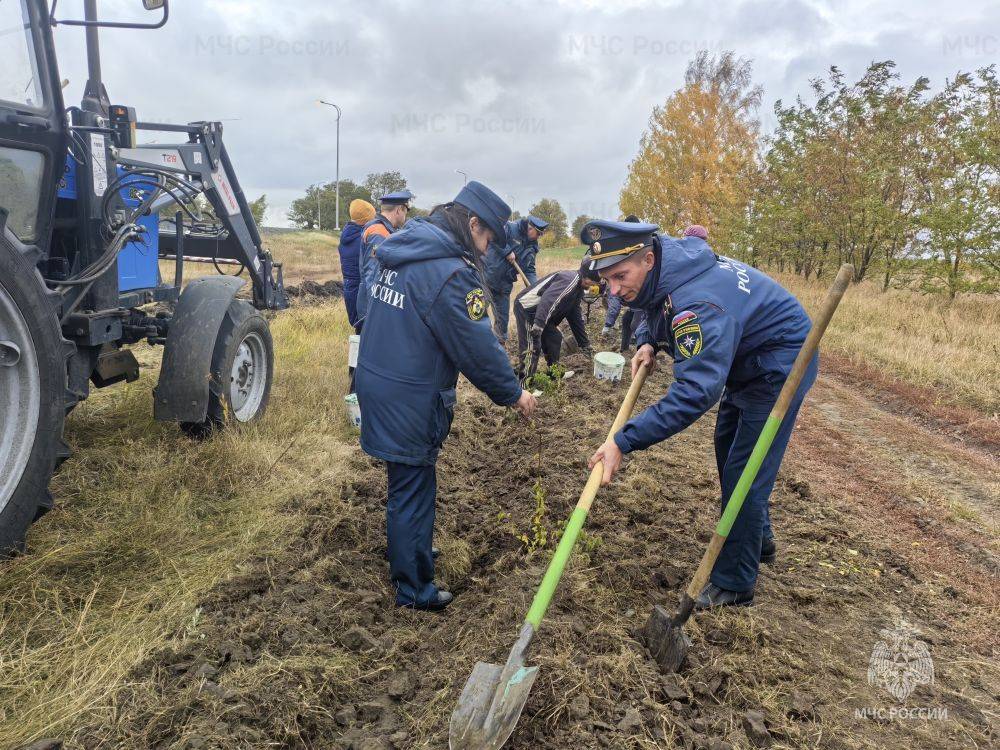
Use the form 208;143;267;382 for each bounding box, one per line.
0;299;355;747
158;229;341;285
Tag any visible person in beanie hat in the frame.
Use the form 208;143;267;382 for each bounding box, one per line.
355;180;536;612
340;199;377;331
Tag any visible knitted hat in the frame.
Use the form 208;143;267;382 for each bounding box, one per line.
349;199;376;224
683;224;708;240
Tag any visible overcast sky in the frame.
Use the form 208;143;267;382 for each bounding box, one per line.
53;0;999;227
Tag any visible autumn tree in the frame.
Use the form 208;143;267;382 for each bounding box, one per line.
620;51;761;252
571;214;593;241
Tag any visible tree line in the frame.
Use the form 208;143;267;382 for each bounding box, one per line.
621;53;999;297
287;172;577;247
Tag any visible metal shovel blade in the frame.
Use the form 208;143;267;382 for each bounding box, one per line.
640;604;691;673
449;661;539;750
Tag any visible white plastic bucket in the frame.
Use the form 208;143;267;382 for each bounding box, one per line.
348;334;361;368
593;351;626;383
344;393;361;427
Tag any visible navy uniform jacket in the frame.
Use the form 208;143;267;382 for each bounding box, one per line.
356;214;395;320
483;219;539;292
356;215;522;466
614;235;812;454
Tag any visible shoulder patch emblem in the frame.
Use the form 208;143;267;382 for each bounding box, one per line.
671;310;698;330
674;321;703;359
465;288;486;321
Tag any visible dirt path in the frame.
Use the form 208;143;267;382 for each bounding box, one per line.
72;330;998;749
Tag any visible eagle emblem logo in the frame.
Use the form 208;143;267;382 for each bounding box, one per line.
867;620;934;701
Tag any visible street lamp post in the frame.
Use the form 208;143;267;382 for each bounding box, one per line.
318;99;342;230
455;168;468;185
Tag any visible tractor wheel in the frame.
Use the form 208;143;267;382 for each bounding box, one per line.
180;299;274;438
0;232;67;555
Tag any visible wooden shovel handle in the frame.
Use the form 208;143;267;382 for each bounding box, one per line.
508;256;531;288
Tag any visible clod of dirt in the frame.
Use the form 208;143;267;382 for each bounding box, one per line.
617;707;643;732
191;662;218;680
357;738;391;750
335;705;357;727
787;691;817;721
286;278;344;299
342;625;383;652
660;673;689;701
742;709;772;747
357;700;388;724
386;670;414;700
20;740;62;750
569;693;590;720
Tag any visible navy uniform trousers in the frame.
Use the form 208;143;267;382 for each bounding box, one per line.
490;287;512;342
710;353;818;593
386;461;438;607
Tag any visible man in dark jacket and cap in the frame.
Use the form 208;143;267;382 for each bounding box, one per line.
514;260;596;379
357;190;415;322
582;219;817;609
483;215;548;342
356;181;537;612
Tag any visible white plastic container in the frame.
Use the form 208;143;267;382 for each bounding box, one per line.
344;393;361;427
593;351;626;383
348;334;361;368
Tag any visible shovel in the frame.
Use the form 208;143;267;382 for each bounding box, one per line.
508;256;531;288
640;263;854;673
450;363;650;750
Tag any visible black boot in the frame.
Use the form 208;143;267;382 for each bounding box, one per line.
400;590;454;612
694;583;754;610
760;536;776;564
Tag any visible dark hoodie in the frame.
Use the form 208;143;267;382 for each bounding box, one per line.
615;235;812;454
338;220;364;326
355;216;521;466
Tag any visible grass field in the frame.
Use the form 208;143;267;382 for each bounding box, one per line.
0;230;995;748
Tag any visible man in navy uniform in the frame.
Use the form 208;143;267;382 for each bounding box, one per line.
484;214;548;341
583;219;817;609
356;181;537;611
513;260;596;379
357;189;414;322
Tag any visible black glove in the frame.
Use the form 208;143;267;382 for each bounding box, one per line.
529;323;543;338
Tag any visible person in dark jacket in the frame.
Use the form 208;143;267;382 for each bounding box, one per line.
513;261;596;379
355;181;537;612
357;190;414;322
483;215;548;341
339;199;376;329
583;219;816;610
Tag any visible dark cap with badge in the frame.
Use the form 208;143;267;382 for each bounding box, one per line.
526;215;549;233
380;189;415;207
454;180;512;241
580;219;659;271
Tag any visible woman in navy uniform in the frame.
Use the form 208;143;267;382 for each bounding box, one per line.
583;219;817;609
355;181;537;611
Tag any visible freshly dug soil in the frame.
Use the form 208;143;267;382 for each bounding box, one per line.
286;279;345;299
71;322;997;749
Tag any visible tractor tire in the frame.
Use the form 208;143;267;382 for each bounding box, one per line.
0;232;67;556
180;299;274;438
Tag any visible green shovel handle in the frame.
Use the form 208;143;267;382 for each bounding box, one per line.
525;362;650;629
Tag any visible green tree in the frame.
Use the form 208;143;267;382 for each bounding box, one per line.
249;194;267;226
528;198;568;247
363;171;407;204
287;179;373;229
571;214;592;241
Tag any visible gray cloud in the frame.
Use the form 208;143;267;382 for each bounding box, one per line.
52;0;1000;227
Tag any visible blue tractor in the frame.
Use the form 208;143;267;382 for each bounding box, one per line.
0;0;289;553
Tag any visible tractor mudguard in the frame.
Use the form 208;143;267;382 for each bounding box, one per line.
153;276;245;423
